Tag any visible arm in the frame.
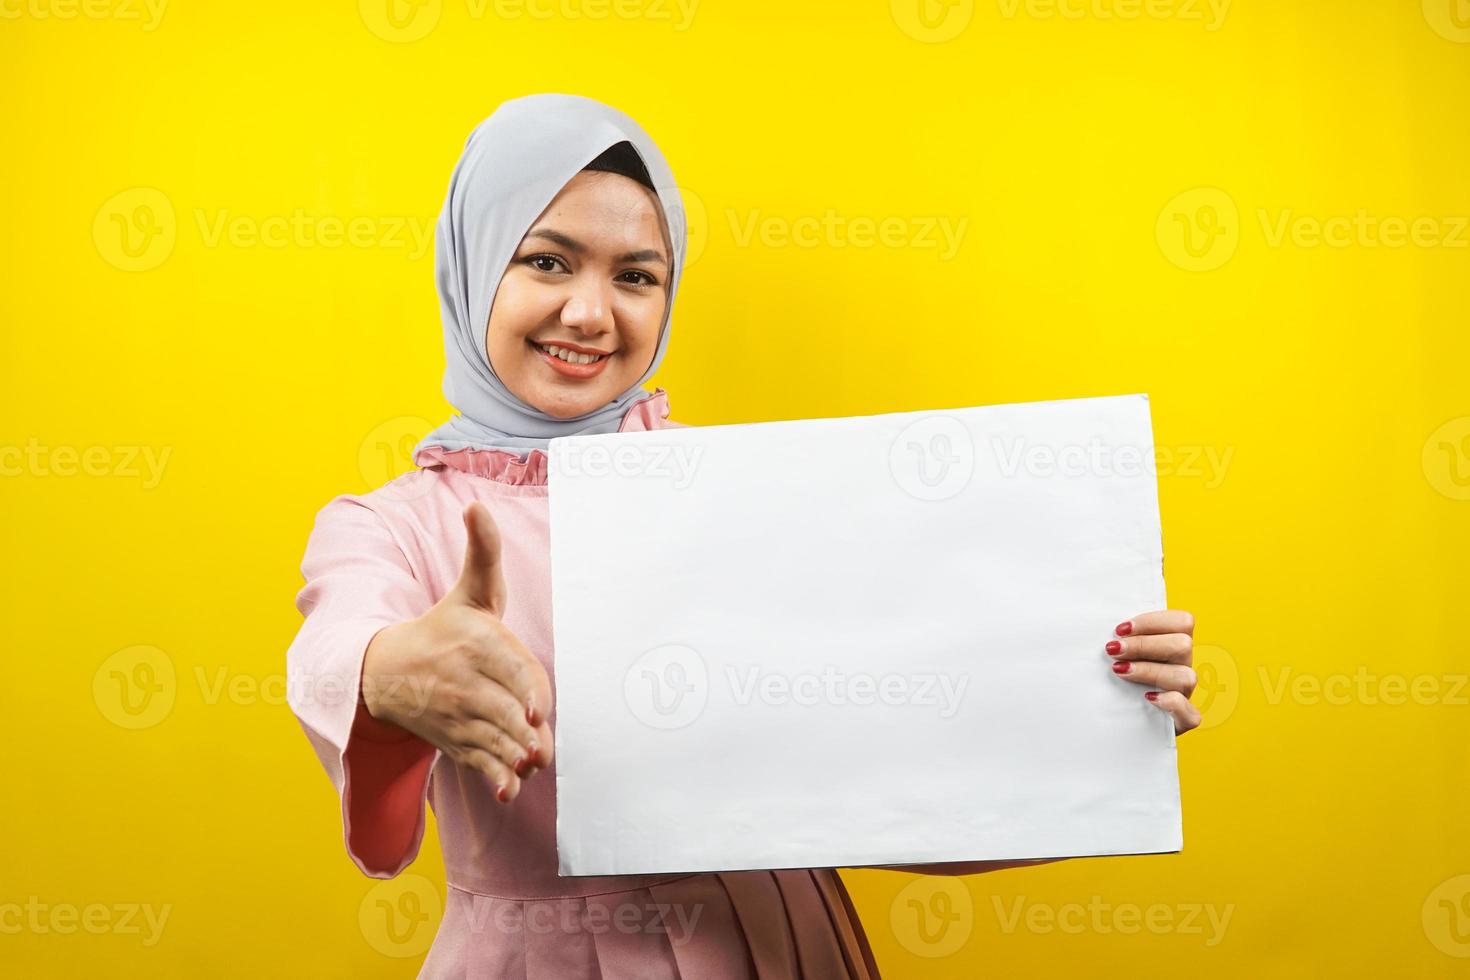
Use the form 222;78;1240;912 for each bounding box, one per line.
285;494;439;878
854;857;1066;875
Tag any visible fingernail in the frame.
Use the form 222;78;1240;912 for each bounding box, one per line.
1111;661;1131;675
526;697;539;727
514;757;530;777
495;783;509;803
1144;691;1159;702
527;739;540;766
1105;640;1122;656
1114;621;1133;636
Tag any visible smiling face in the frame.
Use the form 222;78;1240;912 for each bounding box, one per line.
485;169;672;420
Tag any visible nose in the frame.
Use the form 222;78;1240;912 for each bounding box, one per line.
559;274;615;337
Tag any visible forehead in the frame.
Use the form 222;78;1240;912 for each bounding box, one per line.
529;170;668;248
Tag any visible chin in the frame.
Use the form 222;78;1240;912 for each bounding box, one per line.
534;387;612;420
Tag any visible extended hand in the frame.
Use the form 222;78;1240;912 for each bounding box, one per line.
362;501;555;802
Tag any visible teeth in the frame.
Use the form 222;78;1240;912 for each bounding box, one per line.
539;343;604;365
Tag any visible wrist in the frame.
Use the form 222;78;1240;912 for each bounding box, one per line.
361;620;416;726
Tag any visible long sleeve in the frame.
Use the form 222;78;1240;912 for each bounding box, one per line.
286;493;440;878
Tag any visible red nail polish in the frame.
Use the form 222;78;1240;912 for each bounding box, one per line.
1114;621;1133;636
495;783;509;803
1111;661;1131;674
1105;640;1122;655
526;697;539;727
514;757;529;777
1145;691;1159;702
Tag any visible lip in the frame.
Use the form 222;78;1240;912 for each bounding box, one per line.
529;339;611;380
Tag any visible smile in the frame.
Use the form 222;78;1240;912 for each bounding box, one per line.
535;341;607;364
529;339;612;379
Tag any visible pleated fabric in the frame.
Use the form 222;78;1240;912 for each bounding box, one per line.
417;870;882;979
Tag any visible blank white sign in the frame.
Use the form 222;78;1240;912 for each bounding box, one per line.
549;393;1180;876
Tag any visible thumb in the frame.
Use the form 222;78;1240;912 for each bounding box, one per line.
452;500;507;617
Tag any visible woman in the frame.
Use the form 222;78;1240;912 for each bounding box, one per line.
285;92;1202;978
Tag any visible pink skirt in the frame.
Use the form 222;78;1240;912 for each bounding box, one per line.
418;869;882;979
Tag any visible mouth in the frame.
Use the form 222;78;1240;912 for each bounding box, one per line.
528;339;612;380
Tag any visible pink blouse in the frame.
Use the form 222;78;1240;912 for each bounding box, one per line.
286;389;889;978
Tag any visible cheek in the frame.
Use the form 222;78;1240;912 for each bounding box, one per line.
486;277;551;346
620;294;667;352
484;286;543;380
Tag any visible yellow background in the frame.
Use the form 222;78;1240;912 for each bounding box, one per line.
3;0;1468;976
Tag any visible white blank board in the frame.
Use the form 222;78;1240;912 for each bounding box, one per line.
549;393;1180;876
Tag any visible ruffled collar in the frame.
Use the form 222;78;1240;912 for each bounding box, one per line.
412;388;677;487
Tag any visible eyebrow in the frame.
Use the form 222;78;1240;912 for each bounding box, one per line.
523;228;668;266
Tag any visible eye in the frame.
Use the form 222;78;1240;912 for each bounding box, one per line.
618;269;659;287
524;253;568;274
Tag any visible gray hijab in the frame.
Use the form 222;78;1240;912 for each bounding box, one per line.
414;93;686;456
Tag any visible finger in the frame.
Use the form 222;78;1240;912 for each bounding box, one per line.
454;746;522;803
1115;609;1194;637
1109;659;1197;697
461;678;549;772
529;718;554;769
1146;690;1201;735
453;717;535;777
468;619;554;733
1105;632;1192;665
452;501;508;617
